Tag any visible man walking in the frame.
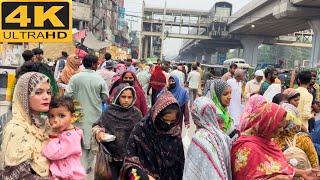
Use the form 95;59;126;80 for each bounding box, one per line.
245;70;264;99
98;60;116;91
227;69;244;127
187;64;201;104
296;70;314;130
170;65;185;86
259;67;277;95
32;48;44;62
221;63;237;81
126;58;136;73
65;55;108;173
54;51;68;80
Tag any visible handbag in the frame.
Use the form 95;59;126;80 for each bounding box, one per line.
0;161;47;180
94;144;112;180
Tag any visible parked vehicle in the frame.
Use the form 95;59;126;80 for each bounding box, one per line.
223;58;251;69
201;64;228;78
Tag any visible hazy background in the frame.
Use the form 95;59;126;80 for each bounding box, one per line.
124;0;252;58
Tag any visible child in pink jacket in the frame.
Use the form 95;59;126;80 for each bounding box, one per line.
42;96;86;180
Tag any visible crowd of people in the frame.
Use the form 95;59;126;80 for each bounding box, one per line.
1;48;320;180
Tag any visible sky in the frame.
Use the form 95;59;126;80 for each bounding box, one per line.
124;0;252;58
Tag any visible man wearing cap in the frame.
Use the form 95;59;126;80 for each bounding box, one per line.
97;59;116;91
245;70;264;99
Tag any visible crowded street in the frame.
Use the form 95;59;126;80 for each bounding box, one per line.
1;0;320;179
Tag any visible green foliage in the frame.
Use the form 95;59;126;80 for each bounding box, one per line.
226;45;311;68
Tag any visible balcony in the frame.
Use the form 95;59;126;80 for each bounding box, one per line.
72;1;92;22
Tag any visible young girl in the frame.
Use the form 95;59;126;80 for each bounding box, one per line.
42;96;86;180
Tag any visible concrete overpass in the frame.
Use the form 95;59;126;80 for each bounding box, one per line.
178;0;320;67
140;3;213;59
226;0;320;66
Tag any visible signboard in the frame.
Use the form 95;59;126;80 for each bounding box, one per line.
0;43;25;66
0;0;72;42
117;7;125;31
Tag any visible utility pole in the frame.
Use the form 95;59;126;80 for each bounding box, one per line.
160;1;167;61
138;1;145;60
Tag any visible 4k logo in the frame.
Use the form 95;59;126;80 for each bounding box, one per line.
0;0;72;42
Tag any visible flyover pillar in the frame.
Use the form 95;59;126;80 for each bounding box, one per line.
240;36;263;67
143;37;149;59
195;54;202;62
309;19;320;67
203;54;212;64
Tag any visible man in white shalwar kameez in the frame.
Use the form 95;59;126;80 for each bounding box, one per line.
227;69;244;127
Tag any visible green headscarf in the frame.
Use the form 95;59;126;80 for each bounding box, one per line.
207;79;233;133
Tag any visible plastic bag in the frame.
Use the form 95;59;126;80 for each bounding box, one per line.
94;145;112;180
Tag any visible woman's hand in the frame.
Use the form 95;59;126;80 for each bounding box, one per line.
268;175;291;180
303;169;320;180
295;168;320;180
95;131;105;143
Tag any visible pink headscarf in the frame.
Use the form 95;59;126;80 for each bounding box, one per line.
283;88;299;100
75;49;88;59
112;63;127;83
231;103;294;180
238;94;266;131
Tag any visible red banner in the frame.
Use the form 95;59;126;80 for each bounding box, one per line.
73;30;87;41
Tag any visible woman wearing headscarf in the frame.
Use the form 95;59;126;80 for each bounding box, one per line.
168;75;190;128
58;54;82;95
119;91;185;180
148;65;167;106
120;71;148;116
93;83;142;180
111;63;127;84
273;118;319;169
232;101;319;179
273;88;319;168
109;63;127;95
281;88;301;121
136;65;151;96
0;72;52;178
58;54;81;84
206;80;236;139
238;94;266;131
136;65;151;108
183;97;231;180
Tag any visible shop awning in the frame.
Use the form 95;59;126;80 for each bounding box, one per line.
83;32;111;51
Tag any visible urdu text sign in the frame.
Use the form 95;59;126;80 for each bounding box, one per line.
0;0;72;43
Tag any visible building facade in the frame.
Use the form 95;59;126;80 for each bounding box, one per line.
72;0;129;52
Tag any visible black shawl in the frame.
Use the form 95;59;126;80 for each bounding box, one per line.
120;91;185;180
95;84;142;159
